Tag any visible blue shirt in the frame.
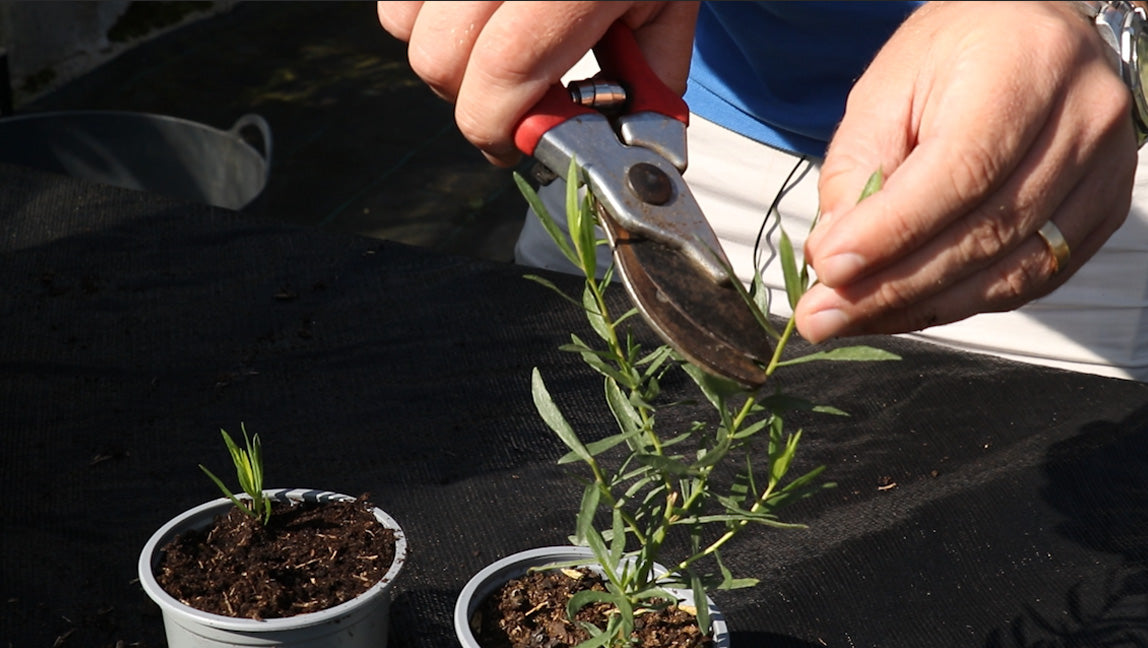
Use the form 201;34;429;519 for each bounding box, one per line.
685;1;923;157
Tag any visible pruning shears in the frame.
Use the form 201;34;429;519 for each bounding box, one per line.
513;23;772;388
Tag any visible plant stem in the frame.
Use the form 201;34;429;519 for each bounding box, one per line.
673;477;779;576
765;315;798;377
670;313;801;576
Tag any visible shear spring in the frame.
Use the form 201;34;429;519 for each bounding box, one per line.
566;79;627;110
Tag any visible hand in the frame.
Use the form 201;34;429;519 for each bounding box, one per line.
795;1;1138;343
377;1;699;167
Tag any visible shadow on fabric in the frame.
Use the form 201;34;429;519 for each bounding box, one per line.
986;404;1148;647
730;631;823;648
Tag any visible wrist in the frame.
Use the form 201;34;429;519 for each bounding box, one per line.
1074;1;1148;147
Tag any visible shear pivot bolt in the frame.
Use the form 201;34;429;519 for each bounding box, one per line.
627;163;672;206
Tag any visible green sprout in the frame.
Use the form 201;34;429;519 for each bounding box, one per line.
518;161;896;648
199;423;272;525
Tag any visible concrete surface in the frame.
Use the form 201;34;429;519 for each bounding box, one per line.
2;1;237;106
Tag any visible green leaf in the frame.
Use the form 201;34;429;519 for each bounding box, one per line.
777;345;901;367
710;244;781;340
199;464;255;520
690;571;711;633
681;363;740;410
574;351;631;385
767;466;834;511
636;344;672;367
691;434;732;470
605;377;641;436
212;425;268;523
239;425;269;522
727;468;751;503
558;338;597;354
524;275;583;309
609;507;625;565
613;306;640;328
220;429;244;476
687;512;804;528
559;430;642;464
779;227;803;310
583;527;617;586
568;589;625;647
561;337;632;385
780;464;830;494
564;159;601;277
572;627;615;648
582;285;612;344
715;550;759;590
624;473;661;500
758;393;824;414
714;493;750;516
514;172;579;267
770;429;801;484
614;588;634;622
729;417;770;440
247;435;262;486
812;404;850;416
575;483;601;545
750;268;774;334
635;453;694;476
578;192;600;275
531;368;592;464
659;431;694;449
859;168;884;202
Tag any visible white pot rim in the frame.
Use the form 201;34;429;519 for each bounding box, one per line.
138;488;407;631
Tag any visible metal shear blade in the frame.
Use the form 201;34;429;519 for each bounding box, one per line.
599;204;771;388
514;23;772;387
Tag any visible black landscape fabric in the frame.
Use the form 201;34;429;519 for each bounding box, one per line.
4;162;1148;648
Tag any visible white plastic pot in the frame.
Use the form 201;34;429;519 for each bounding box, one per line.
139;488;406;648
454;546;731;648
0;110;271;210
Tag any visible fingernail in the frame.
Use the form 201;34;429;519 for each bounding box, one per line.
816;252;866;286
801;308;849;343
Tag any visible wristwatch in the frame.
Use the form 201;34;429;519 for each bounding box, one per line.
1077;1;1148;147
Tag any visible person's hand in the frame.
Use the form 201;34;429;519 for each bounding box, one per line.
796;1;1139;343
376;1;699;167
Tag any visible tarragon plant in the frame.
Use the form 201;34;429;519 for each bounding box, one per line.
199;423;272;525
519;161;897;648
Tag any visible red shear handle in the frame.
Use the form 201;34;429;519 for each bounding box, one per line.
514;85;595;157
593;22;689;124
513;22;690;157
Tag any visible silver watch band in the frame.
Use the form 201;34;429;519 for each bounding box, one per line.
1075;0;1148;146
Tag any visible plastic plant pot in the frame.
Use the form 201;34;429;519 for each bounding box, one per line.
139;488;406;648
454;545;730;648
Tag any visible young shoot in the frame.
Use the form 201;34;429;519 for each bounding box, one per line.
519;162;897;648
199;423;272;525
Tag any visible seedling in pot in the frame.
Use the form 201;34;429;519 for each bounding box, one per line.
199;423;272;525
145;426;405;627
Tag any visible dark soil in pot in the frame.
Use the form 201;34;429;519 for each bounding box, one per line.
472;567;714;648
154;495;397;619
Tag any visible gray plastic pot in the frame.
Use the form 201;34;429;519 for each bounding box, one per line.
139;488;406;648
0;110;271;210
454;546;731;648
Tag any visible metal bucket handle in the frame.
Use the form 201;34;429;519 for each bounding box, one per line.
228;113;273;187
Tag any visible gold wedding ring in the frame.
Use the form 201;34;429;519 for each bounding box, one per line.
1036;220;1071;275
